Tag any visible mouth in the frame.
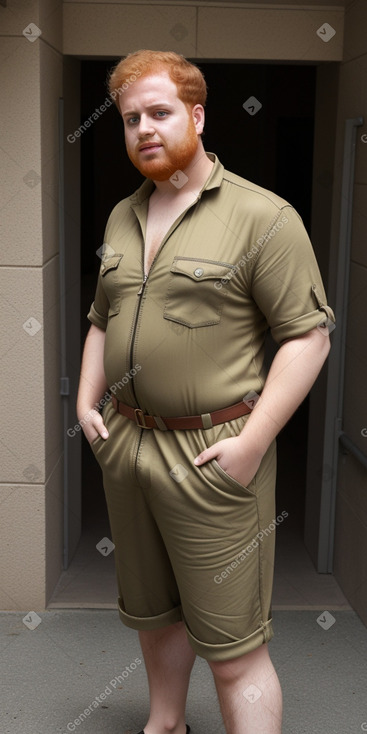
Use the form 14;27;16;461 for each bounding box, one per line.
138;143;162;153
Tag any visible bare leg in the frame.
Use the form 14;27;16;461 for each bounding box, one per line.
139;621;196;734
209;643;282;734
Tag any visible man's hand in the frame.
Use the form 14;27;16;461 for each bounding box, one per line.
194;435;263;489
77;407;109;445
76;324;109;446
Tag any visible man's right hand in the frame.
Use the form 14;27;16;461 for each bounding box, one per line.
78;407;109;445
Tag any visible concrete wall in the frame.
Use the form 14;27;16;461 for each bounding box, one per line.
332;0;367;625
63;0;344;60
0;0;64;609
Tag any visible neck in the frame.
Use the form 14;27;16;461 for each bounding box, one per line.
152;143;214;197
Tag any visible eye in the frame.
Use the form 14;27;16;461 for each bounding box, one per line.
126;115;139;125
155;110;168;118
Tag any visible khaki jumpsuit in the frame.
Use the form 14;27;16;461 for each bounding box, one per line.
88;154;335;662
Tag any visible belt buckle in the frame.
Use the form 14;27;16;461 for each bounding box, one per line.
134;408;152;429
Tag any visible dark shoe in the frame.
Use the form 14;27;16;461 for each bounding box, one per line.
136;726;190;734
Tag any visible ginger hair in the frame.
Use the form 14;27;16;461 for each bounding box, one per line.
108;49;207;110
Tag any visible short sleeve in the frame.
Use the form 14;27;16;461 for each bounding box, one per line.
87;270;109;331
251;206;335;343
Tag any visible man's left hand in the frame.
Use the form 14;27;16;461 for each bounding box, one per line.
194;436;263;489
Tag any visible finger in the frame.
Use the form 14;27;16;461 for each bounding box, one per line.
194;447;216;465
93;416;109;440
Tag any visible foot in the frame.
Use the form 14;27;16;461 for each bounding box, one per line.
136;726;191;734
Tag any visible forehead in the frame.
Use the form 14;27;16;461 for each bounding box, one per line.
119;72;183;115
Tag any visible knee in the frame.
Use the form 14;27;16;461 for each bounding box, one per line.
208;644;269;683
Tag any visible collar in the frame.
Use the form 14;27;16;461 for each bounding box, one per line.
129;152;224;208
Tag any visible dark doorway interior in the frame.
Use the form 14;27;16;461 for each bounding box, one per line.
80;60;316;546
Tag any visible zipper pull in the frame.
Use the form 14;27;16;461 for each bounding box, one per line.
137;273;148;296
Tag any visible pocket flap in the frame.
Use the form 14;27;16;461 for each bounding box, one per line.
171;257;234;282
100;254;123;276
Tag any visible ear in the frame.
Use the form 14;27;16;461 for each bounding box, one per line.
191;104;205;135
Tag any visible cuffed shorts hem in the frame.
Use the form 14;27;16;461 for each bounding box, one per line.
118;597;183;631
184;617;274;662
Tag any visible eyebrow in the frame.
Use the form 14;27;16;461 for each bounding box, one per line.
122;102;174;118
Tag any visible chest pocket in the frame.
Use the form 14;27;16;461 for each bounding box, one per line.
100;254;123;316
164;257;235;328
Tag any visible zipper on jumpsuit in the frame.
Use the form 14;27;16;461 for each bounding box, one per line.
129;197;202;473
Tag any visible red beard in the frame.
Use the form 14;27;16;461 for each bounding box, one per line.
127;115;199;181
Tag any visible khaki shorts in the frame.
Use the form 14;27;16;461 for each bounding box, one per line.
91;399;277;662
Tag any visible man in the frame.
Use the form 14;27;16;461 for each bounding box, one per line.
77;50;335;734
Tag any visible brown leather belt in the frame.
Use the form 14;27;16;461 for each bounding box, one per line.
111;396;253;430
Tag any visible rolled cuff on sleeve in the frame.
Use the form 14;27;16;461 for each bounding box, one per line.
87;301;108;331
271;283;336;344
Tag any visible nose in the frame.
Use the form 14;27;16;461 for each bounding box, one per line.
137;113;155;138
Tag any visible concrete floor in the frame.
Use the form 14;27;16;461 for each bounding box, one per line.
2;607;367;734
